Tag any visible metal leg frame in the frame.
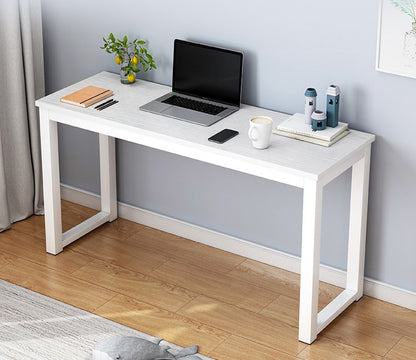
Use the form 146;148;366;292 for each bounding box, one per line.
298;147;371;344
40;110;118;255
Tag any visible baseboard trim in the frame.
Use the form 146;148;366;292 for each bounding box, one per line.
60;183;416;311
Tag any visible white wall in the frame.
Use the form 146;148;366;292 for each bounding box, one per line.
41;0;416;293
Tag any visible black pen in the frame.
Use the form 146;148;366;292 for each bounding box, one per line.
97;100;118;111
94;99;114;109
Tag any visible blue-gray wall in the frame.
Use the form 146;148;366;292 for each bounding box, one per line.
41;0;416;292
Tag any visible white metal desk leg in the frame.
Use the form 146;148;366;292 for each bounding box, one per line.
299;178;323;344
99;134;117;221
346;146;371;300
39;109;63;255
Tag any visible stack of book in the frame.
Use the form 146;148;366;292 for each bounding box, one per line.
273;113;349;147
60;85;113;108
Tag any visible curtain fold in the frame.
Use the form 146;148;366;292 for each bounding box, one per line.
0;0;45;231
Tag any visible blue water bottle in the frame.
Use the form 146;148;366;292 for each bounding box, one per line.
326;85;340;128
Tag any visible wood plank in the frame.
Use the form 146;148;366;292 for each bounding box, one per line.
297;336;382;360
72;259;197;312
0;257;116;312
0;229;93;274
89;217;141;241
8;201;97;240
61;199;98;217
10;214;46;240
229;259;342;302
261;291;348;329
177;295;307;356
94;294;229;354
209;335;298;360
321;314;403;357
260;295;300;328
2;202;416;359
385;336;416;360
228;259;301;299
317;281;344;308
152;260;278;313
68;231;170;274
9;201;97;240
125;227;246;274
0;250;19;269
61;199;98;231
343;296;416;339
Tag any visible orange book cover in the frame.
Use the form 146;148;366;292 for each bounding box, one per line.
60;85;113;107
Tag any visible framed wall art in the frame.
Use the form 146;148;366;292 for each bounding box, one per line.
376;0;416;79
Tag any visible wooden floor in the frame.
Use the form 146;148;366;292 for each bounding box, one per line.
0;201;415;359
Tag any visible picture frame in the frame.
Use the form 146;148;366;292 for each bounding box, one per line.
376;0;416;79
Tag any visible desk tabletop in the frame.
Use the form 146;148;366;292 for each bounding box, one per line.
36;71;375;187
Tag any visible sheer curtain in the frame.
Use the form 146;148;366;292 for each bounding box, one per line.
0;0;45;231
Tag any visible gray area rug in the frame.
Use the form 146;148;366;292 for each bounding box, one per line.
0;280;213;360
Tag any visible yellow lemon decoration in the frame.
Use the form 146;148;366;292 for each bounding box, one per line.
132;56;138;65
127;73;135;83
115;56;122;65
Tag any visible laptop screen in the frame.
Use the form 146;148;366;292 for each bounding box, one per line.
172;39;243;107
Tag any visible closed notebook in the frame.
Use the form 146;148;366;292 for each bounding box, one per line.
60;86;113;107
276;113;348;142
273;128;350;147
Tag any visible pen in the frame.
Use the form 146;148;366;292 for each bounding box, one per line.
97;100;118;111
94;98;114;109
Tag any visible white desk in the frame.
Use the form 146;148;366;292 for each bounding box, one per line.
36;71;375;344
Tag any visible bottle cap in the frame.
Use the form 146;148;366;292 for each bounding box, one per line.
304;88;317;97
326;85;340;96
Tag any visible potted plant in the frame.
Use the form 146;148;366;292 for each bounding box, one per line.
101;33;156;84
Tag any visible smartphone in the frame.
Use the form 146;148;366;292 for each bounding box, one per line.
208;129;239;144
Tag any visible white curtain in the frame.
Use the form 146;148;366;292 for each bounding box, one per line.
0;0;45;231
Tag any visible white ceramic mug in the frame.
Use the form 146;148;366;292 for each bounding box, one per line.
248;116;273;149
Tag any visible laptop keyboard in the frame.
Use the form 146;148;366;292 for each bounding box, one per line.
162;95;226;115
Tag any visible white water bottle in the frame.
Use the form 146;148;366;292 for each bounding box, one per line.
304;88;317;125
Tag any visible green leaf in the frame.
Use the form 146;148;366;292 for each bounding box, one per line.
389;0;416;21
100;33;156;72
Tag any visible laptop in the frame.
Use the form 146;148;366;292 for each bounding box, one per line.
139;39;243;126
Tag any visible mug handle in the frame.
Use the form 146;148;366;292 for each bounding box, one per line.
248;126;258;141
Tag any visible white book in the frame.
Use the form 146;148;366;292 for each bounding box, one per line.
276;113;348;142
273;129;350;147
